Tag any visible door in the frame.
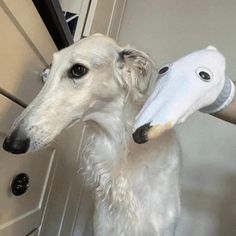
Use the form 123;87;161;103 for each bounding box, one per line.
0;95;56;236
0;0;57;235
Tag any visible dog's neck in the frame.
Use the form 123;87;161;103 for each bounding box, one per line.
81;96;141;222
82;96;138;170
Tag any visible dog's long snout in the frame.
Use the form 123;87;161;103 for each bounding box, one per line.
3;127;30;154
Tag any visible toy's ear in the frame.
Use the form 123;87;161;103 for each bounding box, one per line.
115;47;157;102
206;45;218;51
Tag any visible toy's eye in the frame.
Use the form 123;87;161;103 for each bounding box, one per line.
69;64;88;79
196;67;213;82
158;66;169;75
199;71;210;80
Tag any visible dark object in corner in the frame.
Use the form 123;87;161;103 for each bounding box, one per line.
33;0;73;49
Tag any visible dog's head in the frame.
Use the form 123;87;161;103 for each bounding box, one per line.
3;34;157;154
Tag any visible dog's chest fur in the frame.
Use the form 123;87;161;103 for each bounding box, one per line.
80;111;180;235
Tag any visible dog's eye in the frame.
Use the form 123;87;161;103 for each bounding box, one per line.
69;64;88;79
196;67;213;82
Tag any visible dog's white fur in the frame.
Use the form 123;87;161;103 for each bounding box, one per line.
10;34;181;235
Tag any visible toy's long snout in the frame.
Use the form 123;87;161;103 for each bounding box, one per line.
133;122;173;144
132;81;188;143
132;75;178;143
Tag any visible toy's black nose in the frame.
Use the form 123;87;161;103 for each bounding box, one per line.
132;123;151;144
3;128;30;154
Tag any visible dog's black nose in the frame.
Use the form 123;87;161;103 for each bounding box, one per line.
132;123;151;144
3;128;30;154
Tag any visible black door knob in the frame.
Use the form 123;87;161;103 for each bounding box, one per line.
11;173;30;196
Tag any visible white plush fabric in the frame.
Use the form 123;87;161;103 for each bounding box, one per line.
134;46;234;139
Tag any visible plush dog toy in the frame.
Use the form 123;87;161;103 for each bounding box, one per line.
133;46;235;143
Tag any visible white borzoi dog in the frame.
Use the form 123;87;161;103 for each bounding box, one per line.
3;34;181;236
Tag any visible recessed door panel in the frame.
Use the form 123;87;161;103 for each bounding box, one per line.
0;135;55;236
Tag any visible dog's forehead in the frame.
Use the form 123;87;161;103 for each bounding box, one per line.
55;35;119;66
76;36;119;59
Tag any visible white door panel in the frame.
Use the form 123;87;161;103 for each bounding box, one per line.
0;94;24;135
0;2;56;105
0;136;55;236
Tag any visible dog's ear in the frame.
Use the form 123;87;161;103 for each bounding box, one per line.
115;47;157;102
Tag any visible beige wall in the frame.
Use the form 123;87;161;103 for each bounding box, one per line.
118;0;236;235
